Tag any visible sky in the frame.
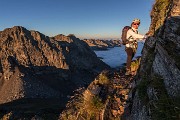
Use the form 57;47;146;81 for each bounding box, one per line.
0;0;154;39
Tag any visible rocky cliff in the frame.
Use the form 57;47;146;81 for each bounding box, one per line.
0;26;109;118
130;0;180;119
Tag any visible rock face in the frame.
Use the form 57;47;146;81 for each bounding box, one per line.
59;69;138;120
83;39;121;50
0;26;110;104
130;0;180;120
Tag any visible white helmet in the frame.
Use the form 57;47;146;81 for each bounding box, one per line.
132;18;140;24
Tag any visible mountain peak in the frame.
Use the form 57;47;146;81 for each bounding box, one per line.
0;26;109;105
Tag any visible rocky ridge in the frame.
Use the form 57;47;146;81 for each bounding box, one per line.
83;39;121;50
59;58;141;120
0;26;109;108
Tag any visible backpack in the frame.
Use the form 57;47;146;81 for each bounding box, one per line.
121;26;131;45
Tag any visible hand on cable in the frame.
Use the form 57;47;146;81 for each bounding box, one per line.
144;35;148;39
142;35;147;40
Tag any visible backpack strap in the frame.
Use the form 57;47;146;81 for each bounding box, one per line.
127;28;138;41
131;28;138;34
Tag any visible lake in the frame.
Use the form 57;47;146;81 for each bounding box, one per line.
94;42;144;68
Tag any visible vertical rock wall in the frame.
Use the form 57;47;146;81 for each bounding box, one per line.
130;0;180;119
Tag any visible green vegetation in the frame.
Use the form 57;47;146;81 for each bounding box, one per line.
131;60;139;67
0;112;12;120
142;46;156;76
98;73;110;85
82;95;105;120
137;76;150;104
150;75;180;120
60;72;110;120
137;47;154;103
82;72;110;119
92;96;104;110
130;57;141;72
136;42;180;119
150;0;171;35
154;0;170;12
137;73;180;119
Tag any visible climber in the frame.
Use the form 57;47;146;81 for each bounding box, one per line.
124;18;147;75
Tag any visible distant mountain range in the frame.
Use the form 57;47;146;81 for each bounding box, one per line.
83;39;121;50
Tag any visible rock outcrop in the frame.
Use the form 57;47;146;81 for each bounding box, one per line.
130;0;180;119
59;68;139;120
0;26;110;105
83;39;121;50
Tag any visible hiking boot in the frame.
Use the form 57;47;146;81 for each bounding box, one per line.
125;69;131;76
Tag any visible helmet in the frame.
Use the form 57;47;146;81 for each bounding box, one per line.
132;18;140;24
